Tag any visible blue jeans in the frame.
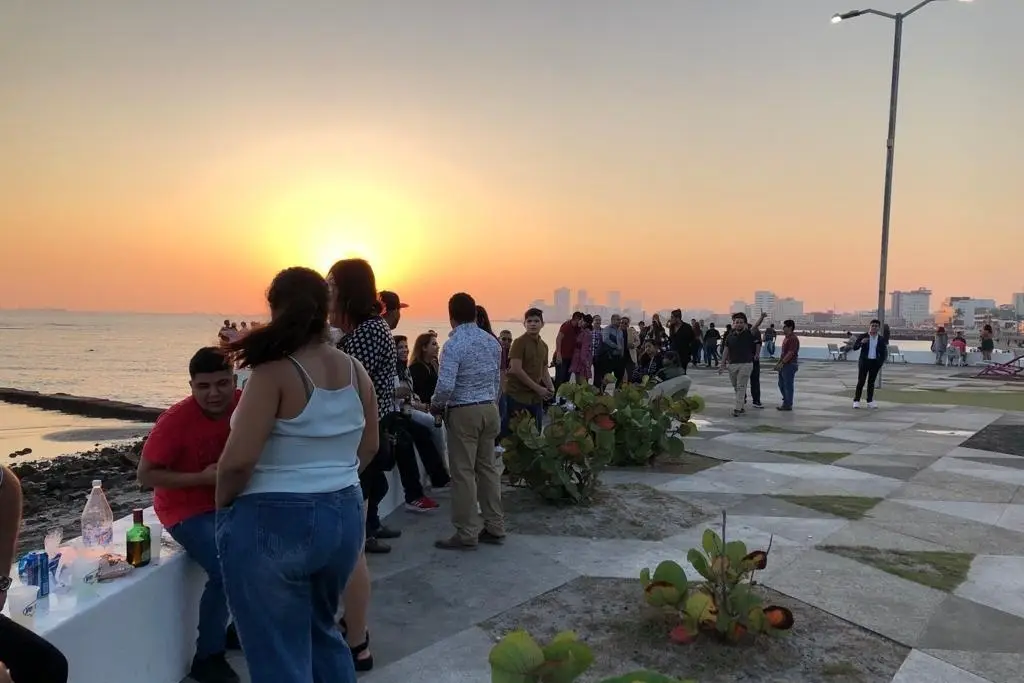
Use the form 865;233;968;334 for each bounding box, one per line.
503;395;544;436
778;363;798;408
217;487;364;683
168;511;229;659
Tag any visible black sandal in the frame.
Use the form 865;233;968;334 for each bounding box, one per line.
338;618;374;672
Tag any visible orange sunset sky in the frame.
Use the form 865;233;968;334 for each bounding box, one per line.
1;1;1021;319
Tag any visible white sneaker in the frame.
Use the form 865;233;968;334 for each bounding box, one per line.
852;401;860;409
867;401;878;409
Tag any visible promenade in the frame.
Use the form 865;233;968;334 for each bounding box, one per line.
215;362;1024;683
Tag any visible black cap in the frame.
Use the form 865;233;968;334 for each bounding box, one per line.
379;291;408;312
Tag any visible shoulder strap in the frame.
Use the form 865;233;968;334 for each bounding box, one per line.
349;356;360;400
286;355;315;399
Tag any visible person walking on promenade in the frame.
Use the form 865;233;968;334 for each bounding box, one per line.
721;311;766;417
570;314;594;385
215;266;378;683
430;292;505;550
776;319;801;411
852;319;886;409
0;466;70;683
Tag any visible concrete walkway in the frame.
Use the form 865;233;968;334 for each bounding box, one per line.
217;361;1024;683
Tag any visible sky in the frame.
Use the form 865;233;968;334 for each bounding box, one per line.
1;0;1021;318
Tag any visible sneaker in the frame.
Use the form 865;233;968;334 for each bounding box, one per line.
752;403;764;409
375;525;402;539
732;410;742;417
853;401;861;409
189;653;239;683
867;401;878;409
776;405;792;412
406;497;440;513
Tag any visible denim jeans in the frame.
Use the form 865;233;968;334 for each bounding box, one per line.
217;487;364;683
777;363;798;408
169;510;229;659
503;395;544;435
704;342;719;365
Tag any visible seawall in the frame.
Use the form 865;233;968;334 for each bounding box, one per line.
0;388;163;422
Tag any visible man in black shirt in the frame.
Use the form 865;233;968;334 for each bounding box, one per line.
669;309;694;373
721;311;766;417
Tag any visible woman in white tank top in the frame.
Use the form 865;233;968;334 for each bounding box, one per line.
215;267;379;683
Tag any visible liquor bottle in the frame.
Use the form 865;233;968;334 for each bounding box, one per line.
125;509;151;568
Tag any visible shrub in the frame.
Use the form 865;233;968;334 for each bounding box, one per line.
489;630;692;683
501;382;616;503
640;511;794;644
611;379;704;466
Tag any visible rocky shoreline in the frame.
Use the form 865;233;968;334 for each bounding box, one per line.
11;439;153;553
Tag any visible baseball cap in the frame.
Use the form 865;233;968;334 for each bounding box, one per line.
379;291;409;312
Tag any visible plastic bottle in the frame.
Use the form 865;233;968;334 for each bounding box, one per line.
81;480;114;548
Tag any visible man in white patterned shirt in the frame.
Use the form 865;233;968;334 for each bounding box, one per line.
430;292;504;550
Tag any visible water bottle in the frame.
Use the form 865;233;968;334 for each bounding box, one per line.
81;480;114;548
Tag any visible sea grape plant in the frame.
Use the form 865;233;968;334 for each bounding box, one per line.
501;382;616;503
640;511;795;644
611;379;704;466
488;630;692;683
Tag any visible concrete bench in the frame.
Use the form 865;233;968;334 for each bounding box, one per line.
5;508;203;683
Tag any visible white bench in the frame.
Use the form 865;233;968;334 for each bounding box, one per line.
5;508;204;683
827;343;846;361
888;345;908;363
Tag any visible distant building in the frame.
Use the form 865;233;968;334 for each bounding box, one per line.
753;291;777;318
777;297;804;322
607;290;621;312
889;288;932;326
553;287;571;321
1014;292;1024;318
730;301;748;317
938;296;996;329
576;289;589;310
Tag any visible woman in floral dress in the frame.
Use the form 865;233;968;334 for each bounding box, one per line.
570;314;594;384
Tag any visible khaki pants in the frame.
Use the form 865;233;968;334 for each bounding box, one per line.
728;362;753;412
445;403;503;543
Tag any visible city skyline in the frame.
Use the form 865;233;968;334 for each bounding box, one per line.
1;2;1021;318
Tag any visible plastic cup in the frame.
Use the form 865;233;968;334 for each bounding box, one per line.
148;522;163;564
72;556;100;601
8;584;38;629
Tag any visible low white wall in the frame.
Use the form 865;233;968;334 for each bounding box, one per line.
789;347;1011;366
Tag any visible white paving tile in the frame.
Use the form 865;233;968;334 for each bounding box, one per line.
725;515;848;544
955;555;1024;621
891;650;991;682
931;457;1024;487
892;500;1008;526
363;627;495;683
817;427;892;444
748;462;895;481
516;535;679;580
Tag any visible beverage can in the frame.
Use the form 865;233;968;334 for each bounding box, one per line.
16;551;49;597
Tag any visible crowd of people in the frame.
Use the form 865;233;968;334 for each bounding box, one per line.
1;267;966;683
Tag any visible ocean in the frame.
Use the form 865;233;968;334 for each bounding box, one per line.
0;310;933;408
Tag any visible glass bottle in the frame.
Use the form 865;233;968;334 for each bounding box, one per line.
125;509;151;568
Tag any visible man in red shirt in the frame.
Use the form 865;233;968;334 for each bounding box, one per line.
553;311;583;387
137;347;241;683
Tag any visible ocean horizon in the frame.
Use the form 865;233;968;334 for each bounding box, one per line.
1;310;936;411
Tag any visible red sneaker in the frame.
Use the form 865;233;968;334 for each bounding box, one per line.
405;497;440;513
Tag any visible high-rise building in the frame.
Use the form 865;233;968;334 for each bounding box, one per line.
753;291;777;318
937;296;995;329
889;288;932;326
1014;292;1024;318
730;301;748;317
607;290;621;312
576;289;589;310
553;287;571;320
777;297;804;321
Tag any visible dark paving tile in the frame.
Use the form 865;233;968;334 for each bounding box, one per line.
918;594;1024;653
961;456;1024;470
960;424;1024;457
369;535;576;665
835;464;921;481
728;494;846;520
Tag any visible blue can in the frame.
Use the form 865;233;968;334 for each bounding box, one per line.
16;551;50;598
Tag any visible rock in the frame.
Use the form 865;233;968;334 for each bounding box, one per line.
10;463;39;479
0;388;163;422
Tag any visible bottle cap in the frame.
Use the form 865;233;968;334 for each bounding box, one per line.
92;479;102;487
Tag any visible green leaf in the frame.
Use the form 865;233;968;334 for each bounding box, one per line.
651;560;688;589
724;540;748;568
640;567;652;587
489;631;546;681
686;549;714;582
540;632;594;683
702;528;723;556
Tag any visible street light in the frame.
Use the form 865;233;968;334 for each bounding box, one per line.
827;0;970;342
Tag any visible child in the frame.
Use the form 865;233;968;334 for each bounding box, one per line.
504;308;555;433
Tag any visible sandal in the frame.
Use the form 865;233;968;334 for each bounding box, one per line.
339;618;374;672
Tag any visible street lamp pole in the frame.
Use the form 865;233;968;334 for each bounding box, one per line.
832;0;972;386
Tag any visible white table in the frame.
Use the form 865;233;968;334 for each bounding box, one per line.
4;508;204;683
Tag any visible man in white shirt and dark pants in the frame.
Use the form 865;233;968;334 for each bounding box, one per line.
852;319;888;409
